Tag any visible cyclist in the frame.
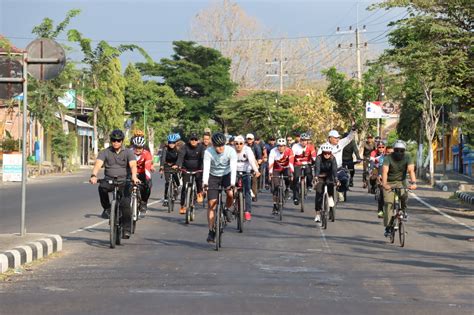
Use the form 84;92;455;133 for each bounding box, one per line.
264;137;276;189
375;145;393;218
317;125;357;200
313;144;338;223
160;133;181;207
381;140;417;237
342;133;362;187
362;135;376;188
234;135;261;221
369;141;387;194
291;132;316;205
255;136;267;192
177;132;205;214
268;138;294;214
89;129;139;239
246;133;262;202
203;132;238;243
132;136;155;217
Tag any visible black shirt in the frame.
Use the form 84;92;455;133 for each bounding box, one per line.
177;143;205;171
97;146;136;180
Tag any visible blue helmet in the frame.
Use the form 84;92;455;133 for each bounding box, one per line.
167;133;181;143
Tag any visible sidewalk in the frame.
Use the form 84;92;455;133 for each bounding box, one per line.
433;170;474;205
0;233;62;273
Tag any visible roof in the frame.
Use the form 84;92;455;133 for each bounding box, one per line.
0;35;25;53
55;112;93;129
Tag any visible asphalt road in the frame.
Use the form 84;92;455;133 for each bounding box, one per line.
0;170;473;315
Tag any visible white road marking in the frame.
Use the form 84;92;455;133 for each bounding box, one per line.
410;192;474;231
318;227;332;253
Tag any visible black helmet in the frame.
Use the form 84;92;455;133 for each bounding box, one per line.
212;132;226;146
110;129;124;141
189;132;199;141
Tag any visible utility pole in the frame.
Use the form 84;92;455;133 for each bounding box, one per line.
266;40;288;95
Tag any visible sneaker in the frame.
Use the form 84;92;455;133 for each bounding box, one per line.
123;230;131;239
207;230;216;243
285;189;291;200
101;208;110;219
244;211;251;221
338;192;344;202
224;208;233;222
307;186;313;193
314;214;321;223
252;196;257;202
162;199;168;207
384;227;391;237
272;204;279;215
293;197;299;206
349;181;354;187
377;211;384;218
179;206;186;215
363;183;368;189
197;193;204;203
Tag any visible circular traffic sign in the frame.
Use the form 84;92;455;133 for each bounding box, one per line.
26;38;66;80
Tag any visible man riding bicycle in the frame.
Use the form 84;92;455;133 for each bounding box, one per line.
177;132;205;214
368;141;387;194
362;134;376;188
313;144;338;223
291;132;316;205
234;135;261;221
376;145;393;218
246;133;262;202
203;133;238;243
132;136;155;217
89;129;140;239
268;138;294;215
342;133;362;187
381;140;417;237
160;133;181;207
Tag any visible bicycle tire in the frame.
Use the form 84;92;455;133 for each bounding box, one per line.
185;186;191;224
131;196;137;234
399;220;405;247
278;186;284;221
109;199;117;249
238;190;244;233
168;180;174;213
215;197;221;251
300;178;305;212
322;193;328;229
115;202;122;245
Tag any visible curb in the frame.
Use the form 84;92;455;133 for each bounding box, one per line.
0;235;62;274
456;191;474;205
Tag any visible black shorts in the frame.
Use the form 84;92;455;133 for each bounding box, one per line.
207;173;232;200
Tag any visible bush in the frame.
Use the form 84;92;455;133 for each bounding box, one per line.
51;130;75;171
1;138;20;152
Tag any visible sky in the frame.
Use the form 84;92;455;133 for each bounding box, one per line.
0;0;404;70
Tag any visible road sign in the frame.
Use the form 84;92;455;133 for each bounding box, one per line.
26;38;66;80
2;153;22;182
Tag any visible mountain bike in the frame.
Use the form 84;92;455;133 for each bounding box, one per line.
298;163;310;213
234;171;250;233
130;182;143;234
214;185;227;251
182;169;202;224
164;169;180;213
104;177;123;249
387;188;408;247
274;169;290;221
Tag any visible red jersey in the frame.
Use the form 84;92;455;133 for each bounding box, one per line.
135;149;153;180
292;143;316;166
268;147;294;173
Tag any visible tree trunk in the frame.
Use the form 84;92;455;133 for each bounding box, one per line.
93;106;98;156
147;126;155;155
427;137;435;186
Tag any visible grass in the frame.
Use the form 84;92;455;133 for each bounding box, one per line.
0;251;63;282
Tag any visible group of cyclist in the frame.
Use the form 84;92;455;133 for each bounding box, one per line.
90;123;417;243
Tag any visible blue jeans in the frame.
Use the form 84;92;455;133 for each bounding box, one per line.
242;175;252;213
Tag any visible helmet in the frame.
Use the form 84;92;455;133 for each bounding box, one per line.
189;132;199;140
320;144;333;153
110;129;124;141
377;141;386;148
328;130;340;138
133;129;145;137
301;133;310;140
132;136;146;147
212;132;227;146
276;138;287;146
167;133;181;143
234;135;245;143
393;140;406;150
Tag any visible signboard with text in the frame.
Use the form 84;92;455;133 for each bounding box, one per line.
366;101;400;119
2;154;22;182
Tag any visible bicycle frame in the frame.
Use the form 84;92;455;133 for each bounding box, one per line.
182;169;202;224
388;188;407;247
214;185;226;251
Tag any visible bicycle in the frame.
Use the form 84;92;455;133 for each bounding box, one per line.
387;188;408;247
214;185;227;251
316;178;337;229
182;169;202;224
164;169;180;213
130;182;143;234
103;177;123;249
297;163;310;213
273;170;290;221
234;171;250;233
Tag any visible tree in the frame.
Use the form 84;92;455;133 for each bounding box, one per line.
51;130;75;171
137;41;237;132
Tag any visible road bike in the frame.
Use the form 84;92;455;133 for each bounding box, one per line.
182;169;202;224
387;188;408;247
214;185;227;251
234;171;250;233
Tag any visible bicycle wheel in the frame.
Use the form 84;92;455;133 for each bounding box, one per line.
322;193;328;229
329;192;335;222
131;196;137;234
109;199;117;249
215;204;221;251
115;204;121;246
238;191;244;233
185;186;191;224
278;187;284;221
168;180;174;213
300;178;305;213
399;220;405;247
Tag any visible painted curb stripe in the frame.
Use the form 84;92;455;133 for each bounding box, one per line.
0;254;8;273
12;247;27;265
38;240;48;258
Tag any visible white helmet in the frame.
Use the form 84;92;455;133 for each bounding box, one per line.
393;140;406;150
276;138;287;146
328;130;340;138
320;144;333;153
132;136;146;147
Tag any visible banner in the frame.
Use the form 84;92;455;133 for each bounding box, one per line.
2;154;22;182
366;101;400;119
58;89;76;109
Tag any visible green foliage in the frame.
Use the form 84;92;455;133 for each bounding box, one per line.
458;107;474;147
137;41;237;128
51;130;75;170
32;9;81;39
1;138;19;152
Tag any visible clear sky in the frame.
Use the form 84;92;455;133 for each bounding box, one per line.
0;0;403;68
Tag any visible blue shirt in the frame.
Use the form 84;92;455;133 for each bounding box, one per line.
203;145;238;185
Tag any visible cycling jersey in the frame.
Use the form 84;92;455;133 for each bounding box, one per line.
292;143;316;166
203;145;238;186
236;145;259;173
268;147;294;174
370;149;385;168
135;149;153;180
317;130;355;168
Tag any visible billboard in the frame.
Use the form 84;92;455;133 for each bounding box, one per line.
366;101;400;119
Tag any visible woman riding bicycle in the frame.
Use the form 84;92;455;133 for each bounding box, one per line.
132;136;155;216
313;144;338;224
160;133;181;207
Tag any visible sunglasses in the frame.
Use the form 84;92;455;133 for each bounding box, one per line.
394;149;405;152
235;142;244;145
168;142;176;145
378;146;385;149
190;138;198;141
247;138;253;140
322;152;332;155
111;139;122;143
